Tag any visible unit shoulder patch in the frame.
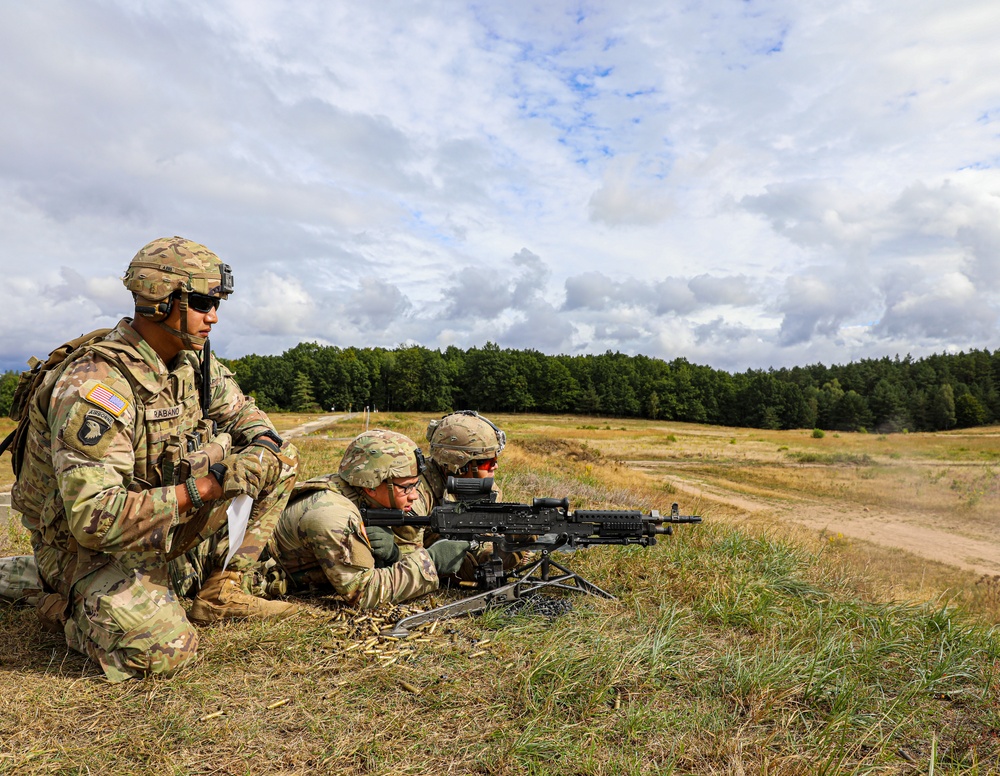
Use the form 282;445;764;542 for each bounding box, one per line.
63;403;120;458
78;409;114;446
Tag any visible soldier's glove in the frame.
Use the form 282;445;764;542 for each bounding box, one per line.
246;430;295;490
203;431;232;466
210;446;280;499
365;526;400;565
176;431;232;481
427;540;472;576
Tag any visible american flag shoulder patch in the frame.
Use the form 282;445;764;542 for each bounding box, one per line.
84;384;130;417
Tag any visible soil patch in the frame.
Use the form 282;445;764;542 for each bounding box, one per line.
516;438;603;463
636;464;1000;578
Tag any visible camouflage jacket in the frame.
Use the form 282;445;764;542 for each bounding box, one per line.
12;318;277;596
271;474;438;606
290;472;434;549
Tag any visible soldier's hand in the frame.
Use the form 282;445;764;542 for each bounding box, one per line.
211;447;280;499
427;540;471;576
365;526;401;565
204;431;232;466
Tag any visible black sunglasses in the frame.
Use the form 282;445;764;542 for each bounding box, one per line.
186;292;222;313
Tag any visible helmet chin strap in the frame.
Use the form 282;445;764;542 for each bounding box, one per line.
154;289;207;349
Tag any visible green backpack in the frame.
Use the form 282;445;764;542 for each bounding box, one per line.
0;329;112;477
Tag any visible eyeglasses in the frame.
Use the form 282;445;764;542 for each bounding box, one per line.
391;480;420;495
474;458;498;472
186;292;221;313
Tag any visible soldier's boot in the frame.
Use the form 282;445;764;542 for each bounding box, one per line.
189;570;297;625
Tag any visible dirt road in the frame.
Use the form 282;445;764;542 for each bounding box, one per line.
641;465;1000;578
280;413;351;439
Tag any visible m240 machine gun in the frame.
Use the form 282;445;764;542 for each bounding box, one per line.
361;477;701;636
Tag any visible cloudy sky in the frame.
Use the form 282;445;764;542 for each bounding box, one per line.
2;1;999;374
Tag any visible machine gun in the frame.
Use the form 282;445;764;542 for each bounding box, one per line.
361;477;701;636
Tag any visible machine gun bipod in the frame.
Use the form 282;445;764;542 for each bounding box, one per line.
381;539;613;638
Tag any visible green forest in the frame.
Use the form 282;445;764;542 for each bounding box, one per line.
2;341;997;432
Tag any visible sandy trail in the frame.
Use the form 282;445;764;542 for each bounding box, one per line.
637;465;1000;578
280;413;351;438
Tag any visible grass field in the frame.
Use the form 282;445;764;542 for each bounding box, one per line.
1;413;998;774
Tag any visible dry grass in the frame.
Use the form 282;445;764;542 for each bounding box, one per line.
1;414;999;774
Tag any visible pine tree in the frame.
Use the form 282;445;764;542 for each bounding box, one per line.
291;371;321;413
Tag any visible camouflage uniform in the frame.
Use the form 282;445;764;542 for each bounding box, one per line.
266;432;438;608
10;238;296;683
0;554;43;607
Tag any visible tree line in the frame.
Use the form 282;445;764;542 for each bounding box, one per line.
2;342;998;432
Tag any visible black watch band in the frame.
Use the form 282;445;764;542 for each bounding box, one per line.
209;462;227;485
255;430;283;447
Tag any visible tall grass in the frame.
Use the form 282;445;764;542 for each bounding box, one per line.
0;414;998;774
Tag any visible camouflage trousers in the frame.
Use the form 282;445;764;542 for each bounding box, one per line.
168;454;298;599
65;559;199;683
0;554;44;606
55;451;297;684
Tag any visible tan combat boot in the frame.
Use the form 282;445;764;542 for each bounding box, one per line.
189;570;297;625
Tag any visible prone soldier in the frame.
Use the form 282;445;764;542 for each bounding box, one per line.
7;236;298;682
423;410;525;579
263;430;469;608
423;410;506;495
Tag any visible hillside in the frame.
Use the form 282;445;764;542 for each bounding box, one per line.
1;414;998;774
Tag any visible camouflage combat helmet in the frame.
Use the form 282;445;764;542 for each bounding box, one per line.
339;429;425;490
426;410;506;473
122;236;234;348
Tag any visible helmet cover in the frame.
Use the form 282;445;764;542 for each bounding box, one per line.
339;429;424;489
425;410;506;473
122;235;234;302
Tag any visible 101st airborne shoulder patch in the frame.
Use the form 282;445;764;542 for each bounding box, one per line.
62;380;132;457
64;403;120;458
77;408;116;447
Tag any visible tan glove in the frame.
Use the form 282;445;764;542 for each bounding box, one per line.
211;446;280;499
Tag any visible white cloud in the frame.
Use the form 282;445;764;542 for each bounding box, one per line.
3;0;1000;374
588;155;674;226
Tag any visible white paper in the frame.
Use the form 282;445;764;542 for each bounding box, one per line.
222;494;254;570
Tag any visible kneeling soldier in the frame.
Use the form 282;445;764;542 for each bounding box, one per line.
8;236;297;683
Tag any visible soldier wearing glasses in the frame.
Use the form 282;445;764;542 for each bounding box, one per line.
264;430;469;608
9;236;298;682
